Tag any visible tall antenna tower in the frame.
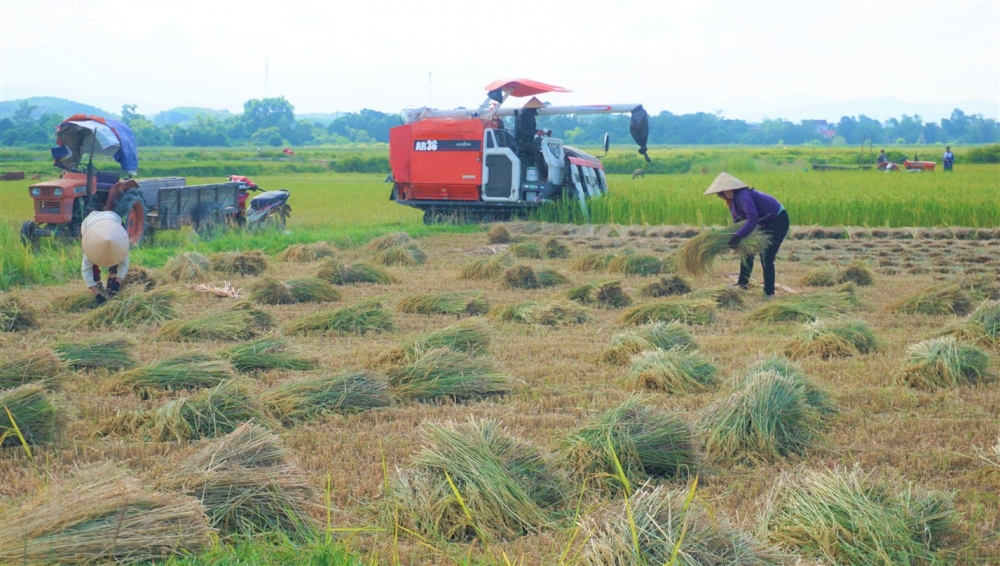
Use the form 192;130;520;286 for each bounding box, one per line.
265;57;270;98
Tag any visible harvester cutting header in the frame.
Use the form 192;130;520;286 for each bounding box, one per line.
389;79;649;223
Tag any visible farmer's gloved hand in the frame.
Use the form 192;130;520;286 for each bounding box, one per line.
94;294;107;305
107;279;121;296
727;235;742;250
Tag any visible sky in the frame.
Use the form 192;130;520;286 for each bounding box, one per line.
1;0;998;122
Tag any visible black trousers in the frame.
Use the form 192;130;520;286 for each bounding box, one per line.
738;210;789;296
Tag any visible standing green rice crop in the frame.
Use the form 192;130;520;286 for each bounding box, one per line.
700;368;834;465
894;336;991;389
0;350;63;389
785;319;878;359
619;298;715;326
387;418;566;542
675;224;771;277
560;398;697;493
597;321;697;366
563;278;631;308
53;337;136;370
0;383;56;447
580;485;781;566
286;300;394;335
763;467;956;565
626;348;718;393
262;372;392;425
384;348;510;402
396;291;489;316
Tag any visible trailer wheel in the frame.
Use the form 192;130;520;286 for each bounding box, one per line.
20;221;38;248
114;191;148;246
194;202;224;238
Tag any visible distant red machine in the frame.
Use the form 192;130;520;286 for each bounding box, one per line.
388;79;649;223
878;159;937;172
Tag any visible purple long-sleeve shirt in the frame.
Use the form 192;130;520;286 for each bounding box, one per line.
730;189;784;239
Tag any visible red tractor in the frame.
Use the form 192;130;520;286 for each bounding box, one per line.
388;79;649;223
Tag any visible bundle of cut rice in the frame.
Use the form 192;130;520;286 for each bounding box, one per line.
53;336;136;370
691;285;746;310
486;225;513;244
638;274;691;298
798;266;839;287
249;277;296;305
785;318;878;360
386;419;566;542
316;260;398;285
107;354;232;395
563;278;631;308
49;290;100;313
675;224;771;277
509;241;542;259
286;300;394;335
122;265;160;291
157;309;262;341
571;252;616;272
209;250;269;276
0;383;56;447
0;295;36;332
396;291;489;316
222;336;316;373
559;398;697;493
619;298;715;326
370;319;491;369
626;348;718;393
384;348;510;402
748;284;857;323
837;261;875;286
277;241;336;262
262;372;392;425
935;299;1000;348
365;232;411;253
0;350;63;389
763;467;956;565
543;237;571;258
0;464;212;564
579;485;782;566
606;254;662;276
373;244;427;266
164;251;211;282
487;299;593;326
283;277;342;303
458;254;510;280
155;423;321;539
894;336;991;389
79;288;178;329
597;321;696;366
886;285;973;316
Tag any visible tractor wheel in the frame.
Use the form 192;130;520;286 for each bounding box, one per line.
114;190;148;246
194;202;224;238
20;221;38;248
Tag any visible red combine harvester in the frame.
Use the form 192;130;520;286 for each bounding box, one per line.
388;79;649;223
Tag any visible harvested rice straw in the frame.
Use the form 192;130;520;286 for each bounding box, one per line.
785;318;878;360
0;383;56;447
284;277;341;303
49;290;99;313
122;265;160;291
286;300;395;335
384;347;510;402
543;237;571;258
626;348;718;393
597;321;697;366
675;223;771;277
249;277;296;305
563;278;631;308
509;241;542;259
894;336;991;389
209;250;269;275
936;300;1000;348
164;251;211;282
317;260;398;285
155;423;321;539
78;287;178;328
837;261;874;286
277;241;336;262
0;295;36;332
397;291;489;316
262;371;392;424
886;284;973;316
53;336;136;370
487;299;593;326
0;464;212;564
370;319;491;369
365;232;411;253
459;254;510;280
606;254;662;276
0;350;63;389
691;285;746;310
637;274;691;298
502;265;540;289
486;225;513;244
157;309;261;341
747;285;857;323
619;298;715;326
223;336;316;373
194;281;244;299
571;252;616;272
108;353;232;395
798;266;839;287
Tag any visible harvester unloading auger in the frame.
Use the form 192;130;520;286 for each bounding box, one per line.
388;78;649;223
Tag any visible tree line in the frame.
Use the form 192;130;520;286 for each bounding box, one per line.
0;97;996;148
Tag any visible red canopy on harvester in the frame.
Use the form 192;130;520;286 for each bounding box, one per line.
483;79;572;97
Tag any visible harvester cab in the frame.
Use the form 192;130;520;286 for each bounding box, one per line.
389;79;648;223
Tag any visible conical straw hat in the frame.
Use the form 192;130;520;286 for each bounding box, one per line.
81;211;129;267
703;172;749;195
522;97;545;110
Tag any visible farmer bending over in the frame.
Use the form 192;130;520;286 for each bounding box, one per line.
81;211;130;305
704;172;789;297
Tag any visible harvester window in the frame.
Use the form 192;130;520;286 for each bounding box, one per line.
496;130;517;149
486;132;495;149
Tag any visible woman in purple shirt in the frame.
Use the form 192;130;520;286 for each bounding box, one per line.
704;172;790;296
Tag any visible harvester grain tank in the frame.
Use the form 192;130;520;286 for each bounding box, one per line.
388;79;649;223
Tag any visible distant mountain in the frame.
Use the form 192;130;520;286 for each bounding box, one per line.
296;112;346;125
0;97;115;120
152;107;233;127
726;96;999;123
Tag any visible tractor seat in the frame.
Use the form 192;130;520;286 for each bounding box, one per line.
95;171;120;191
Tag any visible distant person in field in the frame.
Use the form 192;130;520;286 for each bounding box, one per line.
877;149;888;165
943;146;955;172
80;211;130;305
704;172;789;298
